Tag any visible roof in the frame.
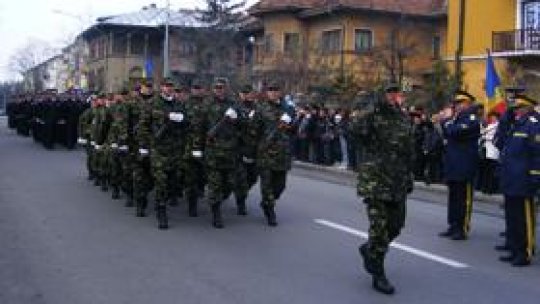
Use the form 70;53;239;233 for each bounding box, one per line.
250;0;447;17
94;6;207;28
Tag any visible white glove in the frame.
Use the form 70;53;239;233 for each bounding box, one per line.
90;141;96;147
139;148;149;156
192;150;203;158
242;156;255;164
280;113;292;125
335;114;343;123
169;112;184;122
110;143;119;149
248;110;256;119
77;138;87;145
118;145;129;152
225;108;238;120
94;144;102;150
57;120;66;125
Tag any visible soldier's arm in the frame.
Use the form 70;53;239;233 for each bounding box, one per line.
443;113;481;140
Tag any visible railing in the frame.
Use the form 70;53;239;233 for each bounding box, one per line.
493;29;540;53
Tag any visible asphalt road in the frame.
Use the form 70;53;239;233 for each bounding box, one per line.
1;123;539;304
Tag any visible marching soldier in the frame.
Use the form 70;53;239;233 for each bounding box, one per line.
439;91;481;241
255;83;294;226
106;92;127;200
351;84;414;295
78;95;97;181
90;93;112;192
204;79;241;228
496;94;539;266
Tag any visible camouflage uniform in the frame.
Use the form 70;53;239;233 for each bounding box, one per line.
105;100;125;200
205;95;241;228
183;94;208;216
256;99;293;226
145;94;187;229
351;92;414;285
78;105;95;180
90;104;112;191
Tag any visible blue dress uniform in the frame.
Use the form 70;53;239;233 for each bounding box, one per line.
440;92;481;240
496;95;539;266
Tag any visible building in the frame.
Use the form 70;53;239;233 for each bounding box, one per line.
24;55;66;92
247;0;447;94
447;0;540;99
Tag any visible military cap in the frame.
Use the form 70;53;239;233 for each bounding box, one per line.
505;86;526;95
213;78;228;87
240;84;253;93
385;83;401;93
512;94;537;108
160;78;175;86
453;90;475;103
266;81;282;91
140;79;153;87
175;85;190;93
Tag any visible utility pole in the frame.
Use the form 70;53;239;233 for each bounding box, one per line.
163;0;171;78
455;0;466;89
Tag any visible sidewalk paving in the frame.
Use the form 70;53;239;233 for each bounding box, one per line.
292;161;505;204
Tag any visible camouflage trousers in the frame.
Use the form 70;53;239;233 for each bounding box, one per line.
259;169;288;207
85;145;95;177
108;148;123;189
150;150;183;207
133;155;153;203
184;159;206;201
234;162;258;201
92;147;109;181
120;151;136;199
364;198;406;274
207;168;235;206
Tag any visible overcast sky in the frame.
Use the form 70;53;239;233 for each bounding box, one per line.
0;0;257;81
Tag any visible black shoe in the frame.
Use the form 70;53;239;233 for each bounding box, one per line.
499;231;506;237
93;178;100;187
212;204;224;229
450;231;467;241
87;174;95;181
236;198;247;216
112;187;120;200
372;275;395;295
157;206;168;230
439;229;454;238
125;197;134;208
494;244;510;251
101;180;108;192
499;254;515;263
136;198;147;217
188;199;198;217
359;244;376;275
169;197;179;207
511;255;531;267
264;205;278;227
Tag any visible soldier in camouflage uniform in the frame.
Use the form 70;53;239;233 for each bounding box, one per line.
204;79;241;228
351;84;414;295
89;93;112;192
256;83;294;226
141;79;188;230
183;81;208;217
78;96;97;181
105;91;128;200
133;81;155;217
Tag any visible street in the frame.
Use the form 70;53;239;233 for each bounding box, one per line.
1;122;539;304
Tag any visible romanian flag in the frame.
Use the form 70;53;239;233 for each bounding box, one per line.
485;50;506;115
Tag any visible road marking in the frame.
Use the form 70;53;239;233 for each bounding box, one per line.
314;219;469;269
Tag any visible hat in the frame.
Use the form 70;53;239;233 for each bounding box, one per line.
453;90;475;103
175;85;190;93
504;86;526;95
240;84;253;93
385;83;401;93
213;78;228;87
513;94;537;108
161;78;175;86
267;81;281;91
140;79;153;87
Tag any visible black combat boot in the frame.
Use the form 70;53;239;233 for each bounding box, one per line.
438;228;454;238
100;179;109;192
169;197;179;207
87;172;95;181
499;254;515;263
112;186;120;200
211;203;224;229
156;206;169;230
359;243;376;275
450;230;467;241
262;204;278;227
372;274;395;295
93;176;100;187
511;254;531;267
236;197;247;216
136;198;147;217
188;197;198;217
125;195;134;208
494;243;510;251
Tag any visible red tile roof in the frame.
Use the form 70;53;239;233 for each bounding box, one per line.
250;0;447;17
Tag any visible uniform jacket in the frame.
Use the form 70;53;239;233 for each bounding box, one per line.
256;100;293;171
205;96;241;170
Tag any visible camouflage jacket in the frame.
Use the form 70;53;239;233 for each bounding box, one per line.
256;100;293;171
78;107;94;140
351;98;414;202
90;106;112;146
205;96;241;169
183;95;208;159
110;97;139;148
236;99;262;161
148;95;187;153
134;94;156;150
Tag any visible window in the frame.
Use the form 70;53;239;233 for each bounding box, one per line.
263;34;274;53
354;29;373;53
523;1;540;29
432;36;441;59
113;33;128;55
130;33;145;55
178;41;197;57
320;29;342;54
284;33;300;56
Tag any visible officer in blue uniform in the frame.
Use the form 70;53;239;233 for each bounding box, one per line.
439;91;481;240
496;94;539;266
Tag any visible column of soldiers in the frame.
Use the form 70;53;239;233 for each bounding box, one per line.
6;89;89;149
77;78;295;231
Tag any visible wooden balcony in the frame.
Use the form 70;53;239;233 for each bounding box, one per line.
493;29;540;55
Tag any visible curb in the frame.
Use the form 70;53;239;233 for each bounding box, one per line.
292;161;505;204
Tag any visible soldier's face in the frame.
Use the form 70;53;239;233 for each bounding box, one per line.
213;85;226;98
161;85;174;96
267;89;281;102
239;92;249;101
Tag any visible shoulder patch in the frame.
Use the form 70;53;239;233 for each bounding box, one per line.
530;116;538;123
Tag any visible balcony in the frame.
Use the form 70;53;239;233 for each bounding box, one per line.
493;29;540;56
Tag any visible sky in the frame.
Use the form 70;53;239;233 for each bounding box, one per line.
0;0;258;81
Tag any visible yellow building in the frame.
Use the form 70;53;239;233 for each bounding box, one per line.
447;0;540;99
248;0;447;94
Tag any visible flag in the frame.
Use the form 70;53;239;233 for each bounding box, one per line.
485;50;506;115
143;58;153;79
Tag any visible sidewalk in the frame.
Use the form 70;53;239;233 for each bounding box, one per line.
292;161;505;204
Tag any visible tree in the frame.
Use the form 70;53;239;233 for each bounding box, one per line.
424;60;459;112
198;0;247;29
7;39;58;78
